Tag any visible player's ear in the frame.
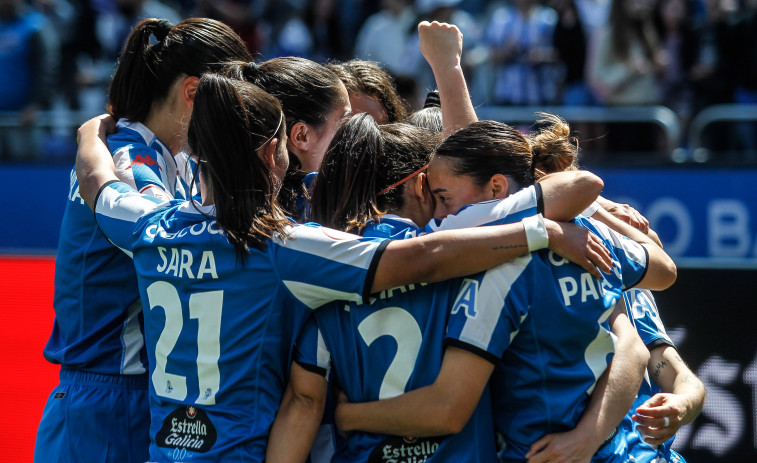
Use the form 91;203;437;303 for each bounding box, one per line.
488;174;509;200
181;76;201;110
258;137;280;170
287;121;311;153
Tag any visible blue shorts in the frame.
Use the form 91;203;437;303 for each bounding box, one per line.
35;368;150;463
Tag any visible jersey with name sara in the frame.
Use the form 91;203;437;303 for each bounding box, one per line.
94;181;386;462
46;120;197;375
444;216;649;462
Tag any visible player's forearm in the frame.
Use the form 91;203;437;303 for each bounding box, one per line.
337;386;464;437
76;116;119;209
575;307;649;450
539;171;604;222
266;365;327;463
434;63;476;138
652;347;705;425
372;222;530;292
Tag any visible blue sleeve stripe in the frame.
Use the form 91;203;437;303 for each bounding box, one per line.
647;338;676;351
535;182;544;215
363;239;390;303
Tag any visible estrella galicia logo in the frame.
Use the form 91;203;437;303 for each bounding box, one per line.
451;278;479;319
156;406;217;453
368;435;445;463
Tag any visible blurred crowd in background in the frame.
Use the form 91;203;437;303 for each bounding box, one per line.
2;0;757;162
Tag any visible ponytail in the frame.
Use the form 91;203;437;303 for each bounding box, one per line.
188;74;288;260
107;17;252;122
528;113;580;181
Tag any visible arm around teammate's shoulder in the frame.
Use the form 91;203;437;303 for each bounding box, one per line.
76;115;119;210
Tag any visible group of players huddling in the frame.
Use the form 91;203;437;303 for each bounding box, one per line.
35;16;705;463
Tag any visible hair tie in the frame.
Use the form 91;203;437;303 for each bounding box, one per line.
423;90;441;109
153;19;172;42
377;164;428;196
245;61;260;81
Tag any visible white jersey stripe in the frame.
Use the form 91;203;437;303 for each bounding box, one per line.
459;255;531;350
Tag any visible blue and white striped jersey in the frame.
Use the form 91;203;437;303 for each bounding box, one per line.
622;289;684;463
94;181;388;462
444;218;649;462
45;120;194;375
296;217;497;463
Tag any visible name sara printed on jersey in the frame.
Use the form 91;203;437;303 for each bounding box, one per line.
146;222;224;280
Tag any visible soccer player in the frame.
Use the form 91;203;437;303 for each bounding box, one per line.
223;57;352;220
36;18;253;463
272;112;612;462
332;138;677;459
74;74;603;462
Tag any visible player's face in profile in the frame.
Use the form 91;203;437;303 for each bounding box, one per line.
427;156;490;218
349;92;388;125
309;83;353;164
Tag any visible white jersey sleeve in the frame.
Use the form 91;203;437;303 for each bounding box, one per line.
273;224;390;309
424;184;542;232
94;181;169;255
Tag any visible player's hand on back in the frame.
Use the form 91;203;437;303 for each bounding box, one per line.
545;220;613;279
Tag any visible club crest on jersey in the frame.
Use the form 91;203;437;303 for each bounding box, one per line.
368;435;444;463
451;278;479;319
127;154;162;171
156;405;217;453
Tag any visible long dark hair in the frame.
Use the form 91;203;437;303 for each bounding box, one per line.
434;114;579;190
107;17;253;122
310;113;439;232
188;74;289;260
224;58;345;215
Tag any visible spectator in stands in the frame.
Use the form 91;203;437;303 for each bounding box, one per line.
193;0;267;56
587;0;663;106
485;0;562;106
587;0;665;154
354;0;415;76
0;0;58;161
96;0;181;63
398;0;481;106
551;0;597;105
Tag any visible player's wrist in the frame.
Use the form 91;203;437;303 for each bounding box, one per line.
523;214;549;251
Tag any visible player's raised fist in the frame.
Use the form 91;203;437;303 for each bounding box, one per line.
418;21;463;71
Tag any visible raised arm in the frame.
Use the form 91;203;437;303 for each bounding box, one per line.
266;361;328;463
631;346;706;446
526;299;649;463
335;346;494;437
418;21;477;137
76;115;119;210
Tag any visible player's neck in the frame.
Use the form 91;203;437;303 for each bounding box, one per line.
144;106;187;156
